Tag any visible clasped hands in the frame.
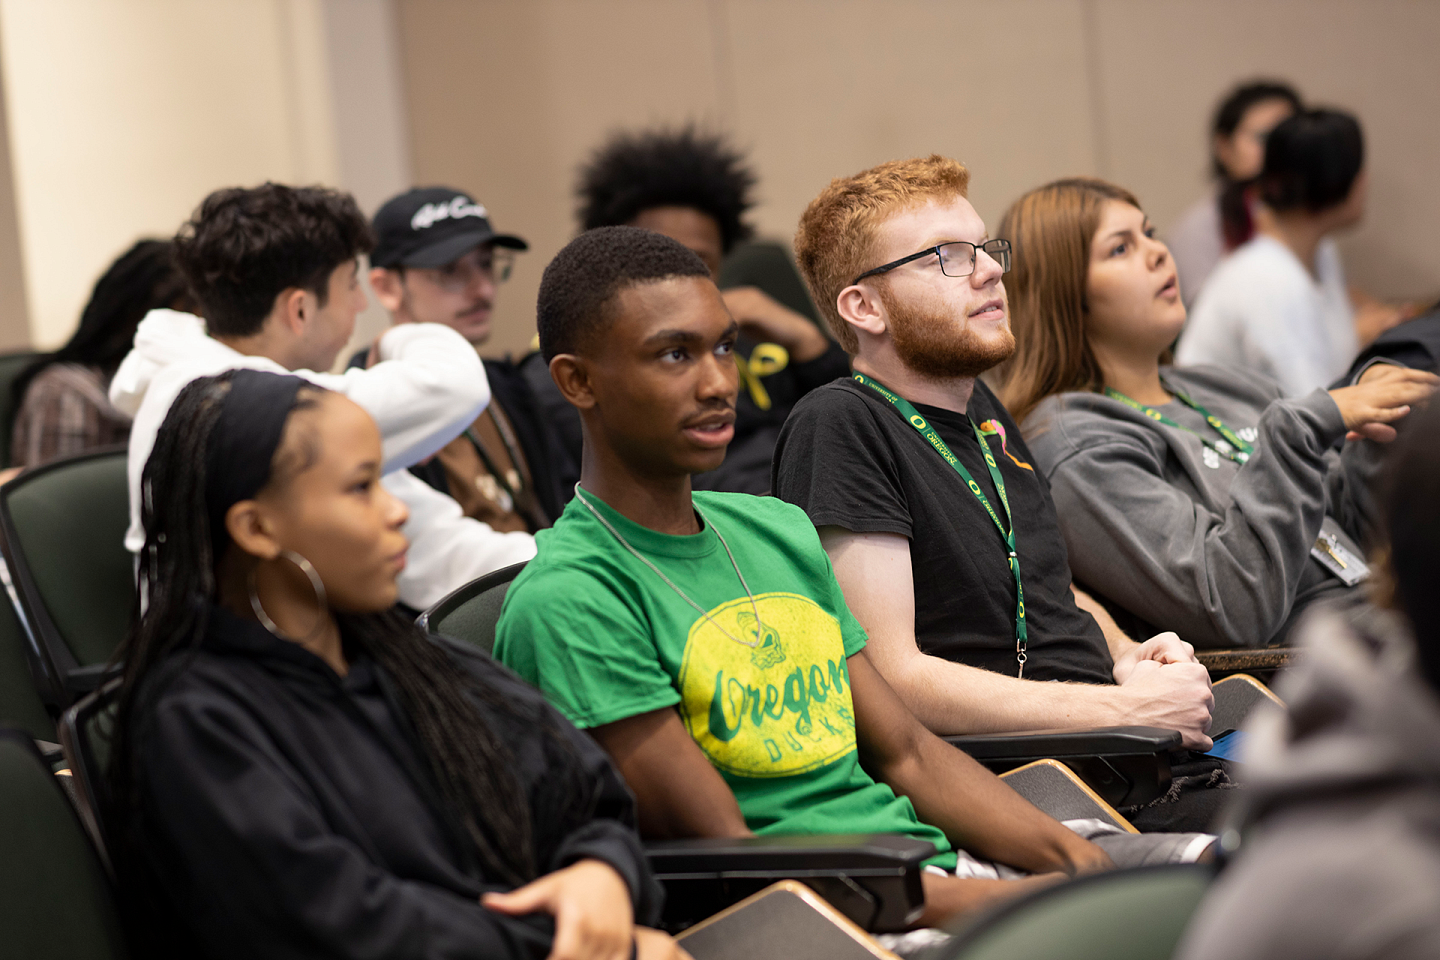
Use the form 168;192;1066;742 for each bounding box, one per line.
1112;632;1216;751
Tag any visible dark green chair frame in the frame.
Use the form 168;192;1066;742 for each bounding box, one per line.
416;560;527;652
0;725;128;959
59;679;120;863
0;446;132;711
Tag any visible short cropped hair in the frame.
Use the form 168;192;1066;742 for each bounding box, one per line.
794;155;970;354
536;226;712;361
173;183;373;338
1259;109;1364;213
577;127;756;254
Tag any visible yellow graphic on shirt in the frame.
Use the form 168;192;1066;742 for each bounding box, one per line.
677;592;857;778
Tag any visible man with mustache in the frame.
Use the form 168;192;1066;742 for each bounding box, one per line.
495;226;1217;930
366;187;565;533
773;157;1222;832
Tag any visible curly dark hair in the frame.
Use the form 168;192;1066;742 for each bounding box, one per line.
577;127;756;253
537;226;711;361
173;183;373;338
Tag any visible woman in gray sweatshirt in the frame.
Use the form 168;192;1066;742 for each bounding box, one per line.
994;177;1436;649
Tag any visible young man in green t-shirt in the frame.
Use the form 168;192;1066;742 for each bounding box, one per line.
495;227;1201;924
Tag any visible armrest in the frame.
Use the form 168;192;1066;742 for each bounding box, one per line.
645;834;933;933
945;726;1181;808
945;726;1181;761
64;662;119;696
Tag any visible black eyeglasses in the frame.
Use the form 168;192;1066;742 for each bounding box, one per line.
852;239;1012;286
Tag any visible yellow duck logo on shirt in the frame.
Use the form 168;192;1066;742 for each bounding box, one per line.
679;593;857;777
739;610;786;669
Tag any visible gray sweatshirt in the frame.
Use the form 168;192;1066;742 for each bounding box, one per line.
1174;609;1440;960
1025;365;1373;649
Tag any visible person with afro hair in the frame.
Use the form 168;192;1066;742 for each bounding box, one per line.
522;127;851;496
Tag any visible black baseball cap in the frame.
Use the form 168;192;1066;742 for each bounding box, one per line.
370;186;528;269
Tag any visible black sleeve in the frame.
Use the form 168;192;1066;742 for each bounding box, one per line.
787;341;852;395
771;387;913;537
140;688;557;960
444;640;664;927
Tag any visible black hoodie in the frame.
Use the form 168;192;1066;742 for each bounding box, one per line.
125;605;660;960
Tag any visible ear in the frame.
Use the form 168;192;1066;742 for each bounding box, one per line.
548;353;596;410
368;267;405;315
225;499;282;562
269;287;310;338
835;283;889;340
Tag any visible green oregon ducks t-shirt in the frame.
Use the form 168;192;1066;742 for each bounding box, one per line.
495;489;955;869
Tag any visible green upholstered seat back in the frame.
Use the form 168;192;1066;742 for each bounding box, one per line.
944;864;1212;960
431;580;512;656
5;452;133;667
0;586;54;741
0;351;39;468
421;561;528;657
0;730;127;959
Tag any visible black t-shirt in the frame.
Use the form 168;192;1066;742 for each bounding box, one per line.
772;377;1114;685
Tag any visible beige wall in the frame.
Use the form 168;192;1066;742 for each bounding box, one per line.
0;10;27;351
398;0;1440;358
0;0;411;355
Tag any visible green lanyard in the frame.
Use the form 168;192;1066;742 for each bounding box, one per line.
852;373;1029;677
1103;385;1254;464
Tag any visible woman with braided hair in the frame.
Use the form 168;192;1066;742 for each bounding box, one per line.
107;368;680;960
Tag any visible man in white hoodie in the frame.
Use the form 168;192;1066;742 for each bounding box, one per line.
110;183;535;611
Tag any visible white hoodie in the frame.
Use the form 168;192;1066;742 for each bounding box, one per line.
111;309;536;610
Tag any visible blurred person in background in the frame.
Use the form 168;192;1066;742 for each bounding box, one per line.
364;187;566;532
997;177;1435;650
1179;108;1409;394
1173;399;1440;960
1167;81;1301;309
9;238;195;470
527;126;850;495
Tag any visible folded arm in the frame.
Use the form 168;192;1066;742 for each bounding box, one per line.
319;323;489;472
820;527;1213;748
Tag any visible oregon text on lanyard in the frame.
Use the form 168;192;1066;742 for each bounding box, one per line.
852;373;1029;677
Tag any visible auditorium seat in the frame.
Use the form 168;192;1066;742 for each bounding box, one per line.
0;726;127;960
939;863;1214;960
0;448;131;708
0;560;55;742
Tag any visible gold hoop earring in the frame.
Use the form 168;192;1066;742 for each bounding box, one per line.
248;549;327;640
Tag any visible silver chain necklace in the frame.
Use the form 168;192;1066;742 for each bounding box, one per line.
573;483;766;649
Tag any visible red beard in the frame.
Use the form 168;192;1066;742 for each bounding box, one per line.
879;285;1016;379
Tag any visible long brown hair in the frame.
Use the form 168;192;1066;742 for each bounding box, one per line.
996;177;1142;426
